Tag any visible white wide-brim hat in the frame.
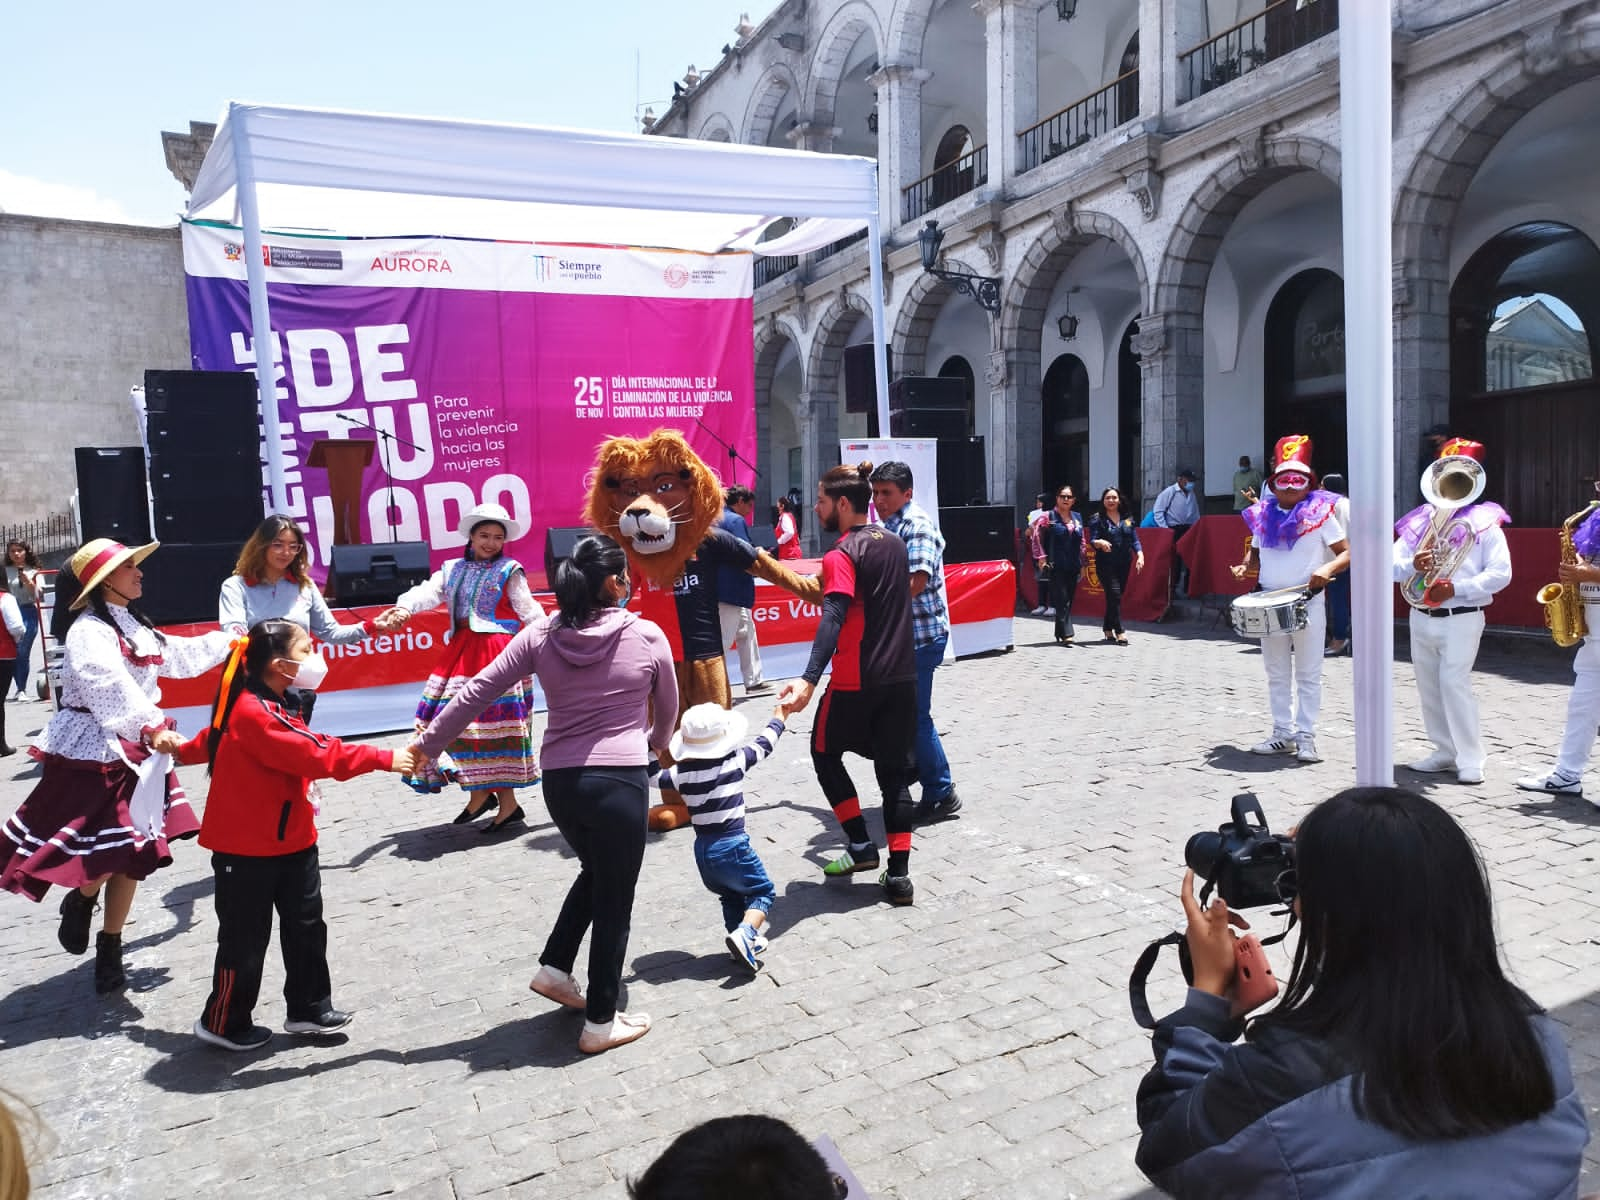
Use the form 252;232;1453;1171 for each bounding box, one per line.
668;703;749;762
69;538;160;609
458;502;524;542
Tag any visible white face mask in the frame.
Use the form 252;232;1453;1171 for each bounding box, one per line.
287;651;330;691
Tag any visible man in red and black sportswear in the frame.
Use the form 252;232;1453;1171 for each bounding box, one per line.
778;462;919;906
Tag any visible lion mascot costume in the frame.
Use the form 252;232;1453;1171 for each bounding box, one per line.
585;430;821;830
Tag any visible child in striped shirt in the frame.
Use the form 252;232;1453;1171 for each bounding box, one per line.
651;702;787;971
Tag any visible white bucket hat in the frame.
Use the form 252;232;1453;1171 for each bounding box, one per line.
668;703;748;762
458;501;523;542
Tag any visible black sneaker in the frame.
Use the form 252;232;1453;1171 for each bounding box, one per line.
916;792;963;824
57;887;97;956
879;871;915;907
284;1009;354;1036
193;1020;272;1051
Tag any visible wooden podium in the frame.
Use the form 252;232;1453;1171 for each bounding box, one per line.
307;438;375;545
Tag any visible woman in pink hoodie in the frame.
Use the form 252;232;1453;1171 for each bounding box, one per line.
411;534;677;1055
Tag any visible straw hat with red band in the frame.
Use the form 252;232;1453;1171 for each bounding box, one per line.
1267;434;1317;486
68;537;160;610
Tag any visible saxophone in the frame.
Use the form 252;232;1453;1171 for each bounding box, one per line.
1537;502;1599;647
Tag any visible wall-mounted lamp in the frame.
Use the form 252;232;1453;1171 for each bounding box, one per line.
867;110;878;134
1056;0;1078;19
917;220;1002;316
1056;311;1079;339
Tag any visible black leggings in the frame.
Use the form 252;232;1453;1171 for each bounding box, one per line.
1049;570;1081;640
540;765;648;1023
1098;556;1131;634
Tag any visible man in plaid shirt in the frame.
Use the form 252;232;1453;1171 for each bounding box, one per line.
870;462;962;823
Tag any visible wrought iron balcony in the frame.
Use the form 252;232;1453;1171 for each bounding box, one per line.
1180;0;1338;101
1018;69;1140;174
754;254;800;289
902;145;988;223
812;227;868;266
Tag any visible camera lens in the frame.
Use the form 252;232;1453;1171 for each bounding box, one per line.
1185;831;1226;879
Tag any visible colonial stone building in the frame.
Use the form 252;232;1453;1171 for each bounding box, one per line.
649;0;1600;532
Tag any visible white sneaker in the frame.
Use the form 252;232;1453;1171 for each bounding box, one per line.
1295;736;1322;764
1407;751;1457;774
1456;767;1484;785
1250;735;1297;755
1031;606;1046;615
1515;772;1583;796
1044;607;1057;616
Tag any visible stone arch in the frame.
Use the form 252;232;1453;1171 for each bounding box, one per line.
1153;135;1340;316
884;0;939;65
806;2;885;126
891;260;993;379
807;290;874;403
1001;209;1150;352
754;316;807;514
1392;27;1600;459
742;63;804;146
695;112;736;142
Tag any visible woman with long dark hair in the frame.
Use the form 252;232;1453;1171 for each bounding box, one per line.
409;534;678;1054
1136;786;1587;1197
0;539;232;993
1088;486;1144;645
774;496;802;561
219;515;376;724
1041;485;1086;645
5;540;41;701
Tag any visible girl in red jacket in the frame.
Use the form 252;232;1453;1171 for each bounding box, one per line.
179;619;415;1051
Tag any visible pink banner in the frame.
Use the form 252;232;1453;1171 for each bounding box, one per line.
183;224;754;584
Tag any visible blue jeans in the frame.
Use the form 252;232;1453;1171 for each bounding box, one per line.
693;833;775;930
913;634;953;805
13;603;37;693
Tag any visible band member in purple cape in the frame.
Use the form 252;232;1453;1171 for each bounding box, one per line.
1518;494;1600;802
1392;438;1511;786
1231;435;1350;764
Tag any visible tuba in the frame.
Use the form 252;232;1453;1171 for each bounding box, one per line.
1536;502;1599;647
1401;455;1487;609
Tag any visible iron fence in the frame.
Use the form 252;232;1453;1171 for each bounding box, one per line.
1018;70;1139;174
1179;0;1338;101
902;145;988;223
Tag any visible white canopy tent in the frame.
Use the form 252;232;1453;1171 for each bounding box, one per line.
185;101;888;511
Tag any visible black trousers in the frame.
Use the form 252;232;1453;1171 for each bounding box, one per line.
540;766;648;1024
811;682;919;855
201;845;331;1036
1098;556;1131;634
1049;570;1081;640
0;659;10;744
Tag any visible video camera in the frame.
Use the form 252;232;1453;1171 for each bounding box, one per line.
1185;792;1297;911
1130;793;1296;1028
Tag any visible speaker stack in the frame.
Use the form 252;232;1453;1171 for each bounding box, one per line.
75;447;152;545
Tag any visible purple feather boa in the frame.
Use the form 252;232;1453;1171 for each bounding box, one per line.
1573;505;1600;559
1242;489;1340;550
1393;502;1511;552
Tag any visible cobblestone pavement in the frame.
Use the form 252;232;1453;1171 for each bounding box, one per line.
3;614;1598;1199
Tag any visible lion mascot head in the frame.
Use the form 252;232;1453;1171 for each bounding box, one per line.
585;429;726;588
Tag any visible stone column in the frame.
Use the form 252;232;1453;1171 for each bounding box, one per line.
1134;310;1203;514
787;121;842;154
797;389;840;555
754;387;774;517
976;0;1037;186
989;341;1042;518
1142;0;1170;119
1169;0;1209;105
868;64;931;230
1392;254;1451;511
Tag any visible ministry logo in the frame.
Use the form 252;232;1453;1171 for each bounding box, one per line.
531;255;555;283
663;264;690;289
223;242;243;262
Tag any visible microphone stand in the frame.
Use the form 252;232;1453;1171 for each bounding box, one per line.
693;416;761;488
334;412;427;542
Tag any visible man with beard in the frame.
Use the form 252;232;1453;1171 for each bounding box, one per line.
777;462;920;906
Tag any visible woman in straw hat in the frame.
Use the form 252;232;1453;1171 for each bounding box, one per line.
0;538;232;993
374;502;542;833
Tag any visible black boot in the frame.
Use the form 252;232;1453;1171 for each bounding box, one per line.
57;887;98;955
94;932;126;994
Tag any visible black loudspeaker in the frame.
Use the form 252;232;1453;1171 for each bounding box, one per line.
544;527;594;584
891;407;967;440
144;369;264;543
938;505;1015;564
889;376;967;411
75;447;152;544
843;344;892;415
327;542;431;604
136;542;240;625
937;436;988;507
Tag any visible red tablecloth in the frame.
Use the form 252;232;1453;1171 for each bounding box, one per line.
1175;514;1563;630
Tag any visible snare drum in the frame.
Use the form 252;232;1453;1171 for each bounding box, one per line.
1229;587;1311;638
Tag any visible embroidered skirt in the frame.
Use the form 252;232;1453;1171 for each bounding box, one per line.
1;754;199;902
406;629;539;795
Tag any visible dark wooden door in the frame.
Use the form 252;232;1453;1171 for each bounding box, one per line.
1453;380;1600;527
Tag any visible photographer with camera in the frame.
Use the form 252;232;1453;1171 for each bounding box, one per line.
1134;787;1586;1199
